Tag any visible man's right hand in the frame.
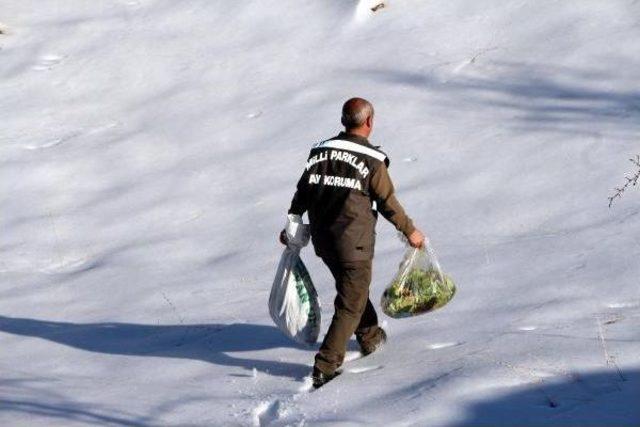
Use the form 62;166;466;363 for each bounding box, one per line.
408;228;426;249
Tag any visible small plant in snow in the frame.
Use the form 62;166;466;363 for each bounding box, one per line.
608;154;640;208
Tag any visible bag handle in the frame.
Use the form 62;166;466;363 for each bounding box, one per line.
424;241;445;283
397;242;445;292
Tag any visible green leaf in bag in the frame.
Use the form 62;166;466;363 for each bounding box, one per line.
381;266;456;318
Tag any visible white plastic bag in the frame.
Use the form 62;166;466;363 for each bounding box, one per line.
268;214;321;344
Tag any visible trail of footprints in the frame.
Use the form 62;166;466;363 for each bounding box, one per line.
249;351;384;426
247;306;638;425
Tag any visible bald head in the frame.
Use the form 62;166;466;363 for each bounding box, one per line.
341;97;374;133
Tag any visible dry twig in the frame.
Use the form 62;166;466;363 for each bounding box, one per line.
608;154;640;207
371;2;386;12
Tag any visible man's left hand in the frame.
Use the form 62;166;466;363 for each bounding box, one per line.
279;229;288;245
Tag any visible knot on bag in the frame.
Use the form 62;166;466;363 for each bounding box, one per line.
285;214;310;249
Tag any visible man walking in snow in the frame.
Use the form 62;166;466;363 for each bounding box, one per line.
281;97;425;388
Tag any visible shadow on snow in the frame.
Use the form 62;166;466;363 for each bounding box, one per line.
0;315;310;380
353;61;640;138
454;368;640;426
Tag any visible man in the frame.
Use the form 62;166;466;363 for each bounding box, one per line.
281;97;425;388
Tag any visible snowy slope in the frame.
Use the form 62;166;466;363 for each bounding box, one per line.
1;0;639;425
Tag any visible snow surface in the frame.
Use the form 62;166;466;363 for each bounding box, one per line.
1;0;639;425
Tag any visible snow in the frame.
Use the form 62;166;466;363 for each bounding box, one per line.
1;0;639;425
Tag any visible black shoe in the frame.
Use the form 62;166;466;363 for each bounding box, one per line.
312;367;342;389
360;327;387;356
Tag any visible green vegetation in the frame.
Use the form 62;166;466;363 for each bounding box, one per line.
381;267;456;318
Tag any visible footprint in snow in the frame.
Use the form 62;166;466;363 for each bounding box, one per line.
38;256;100;275
344;350;364;362
20;122;118;151
297;376;314;393
347;365;383;374
427;342;463;350
32;54;65;71
117;0;141;7
518;326;537;331
607;301;638;309
452;59;473;75
22;138;66;150
252;399;281;427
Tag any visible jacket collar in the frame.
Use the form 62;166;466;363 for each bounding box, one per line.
327;131;389;166
332;131;374;148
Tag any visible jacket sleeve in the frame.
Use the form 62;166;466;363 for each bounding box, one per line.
287;168;310;216
369;163;415;237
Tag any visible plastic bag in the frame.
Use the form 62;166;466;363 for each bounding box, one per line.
268;214;321;344
381;243;456;318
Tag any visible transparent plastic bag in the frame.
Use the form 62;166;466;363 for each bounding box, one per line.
268;214;321;344
381;243;456;318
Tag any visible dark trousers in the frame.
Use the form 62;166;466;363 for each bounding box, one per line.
314;258;380;374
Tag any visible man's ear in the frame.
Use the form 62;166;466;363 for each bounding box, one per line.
366;115;373;128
